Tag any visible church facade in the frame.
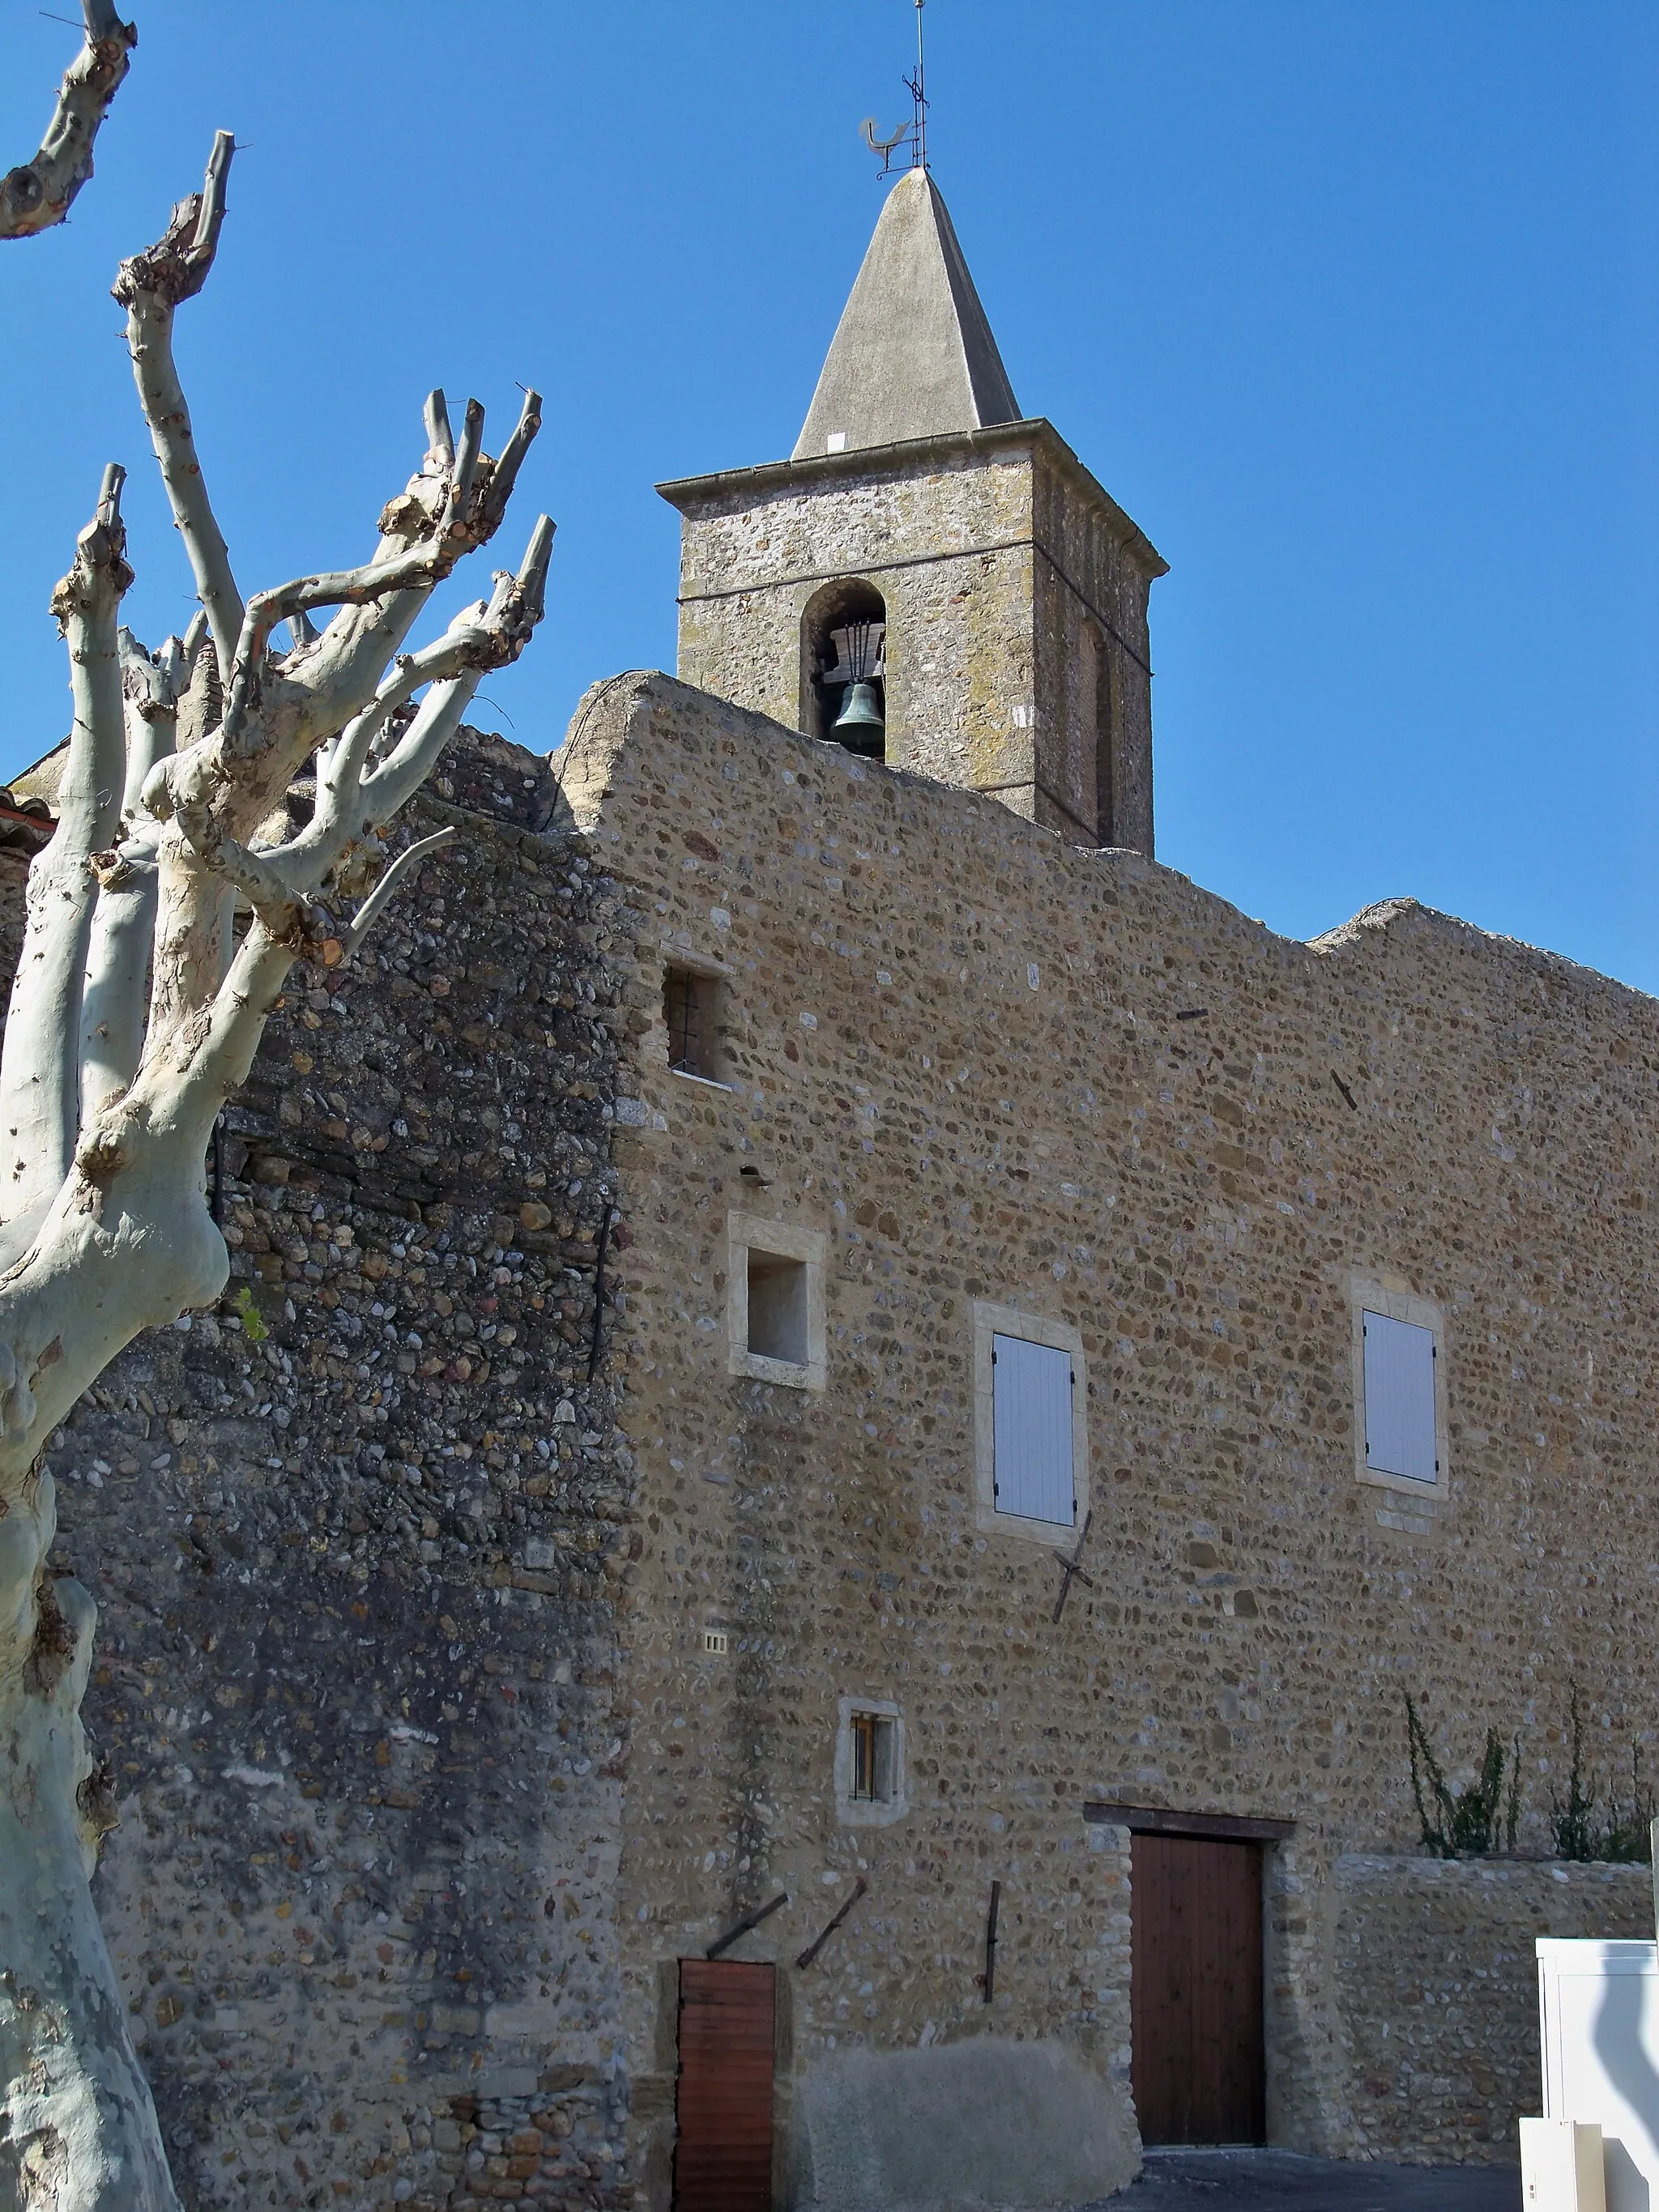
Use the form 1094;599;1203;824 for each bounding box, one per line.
28;164;1659;2212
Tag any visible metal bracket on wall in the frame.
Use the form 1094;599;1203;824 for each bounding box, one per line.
1051;1510;1095;1622
979;1879;1001;2003
795;1876;868;1970
586;1200;614;1383
706;1890;789;1960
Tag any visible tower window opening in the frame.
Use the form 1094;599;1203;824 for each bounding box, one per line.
663;965;727;1084
803;580;887;757
665;968;706;1076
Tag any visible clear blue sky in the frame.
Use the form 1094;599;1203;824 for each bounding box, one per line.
2;2;1655;987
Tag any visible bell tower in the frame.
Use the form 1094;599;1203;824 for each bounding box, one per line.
657;166;1166;855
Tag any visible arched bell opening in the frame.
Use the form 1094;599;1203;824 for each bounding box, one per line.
801;579;888;759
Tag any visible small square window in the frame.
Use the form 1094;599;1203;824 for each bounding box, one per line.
727;1213;828;1390
663;965;723;1083
835;1697;905;1826
747;1249;807;1365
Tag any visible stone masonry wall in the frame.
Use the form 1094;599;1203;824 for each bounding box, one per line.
559;671;1659;2197
41;734;642;2212
1333;1855;1652;2163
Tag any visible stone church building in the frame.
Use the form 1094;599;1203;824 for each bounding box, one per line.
23;164;1658;2211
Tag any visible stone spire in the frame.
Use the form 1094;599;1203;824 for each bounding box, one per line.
792;167;1021;460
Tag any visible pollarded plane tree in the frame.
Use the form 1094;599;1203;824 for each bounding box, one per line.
0;135;552;2210
1;0;136;242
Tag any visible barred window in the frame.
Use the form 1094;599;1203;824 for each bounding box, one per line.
664;967;706;1078
850;1710;896;1801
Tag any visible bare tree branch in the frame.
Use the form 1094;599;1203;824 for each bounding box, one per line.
81;627;188;1122
218;386;543;750
340;825;455;961
0;465;130;1235
357;517;553;818
167;515;552;1136
113;132;241;673
0;0;136;241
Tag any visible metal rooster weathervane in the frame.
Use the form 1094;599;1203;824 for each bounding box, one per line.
862;0;930;176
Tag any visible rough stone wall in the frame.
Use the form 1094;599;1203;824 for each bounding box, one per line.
1333;1856;1653;2163
46;734;641;2212
557;671;1659;2197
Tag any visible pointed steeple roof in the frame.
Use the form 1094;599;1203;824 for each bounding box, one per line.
792;168;1021;461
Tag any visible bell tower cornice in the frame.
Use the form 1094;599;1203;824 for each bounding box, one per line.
657;417;1166;589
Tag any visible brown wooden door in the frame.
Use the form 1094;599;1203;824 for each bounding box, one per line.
674;1959;775;2212
1131;1833;1265;2146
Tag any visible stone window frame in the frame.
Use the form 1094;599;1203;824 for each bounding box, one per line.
658;940;736;1093
1350;1270;1450;1503
834;1694;906;1828
971;1298;1089;1545
727;1213;828;1392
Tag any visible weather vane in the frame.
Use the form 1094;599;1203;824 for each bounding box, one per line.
862;0;929;177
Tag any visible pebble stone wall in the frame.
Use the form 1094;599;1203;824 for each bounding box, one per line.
1335;1855;1653;2163
39;733;641;2210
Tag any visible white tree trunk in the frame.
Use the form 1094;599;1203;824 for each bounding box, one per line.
0;131;552;2208
1;1483;181;2211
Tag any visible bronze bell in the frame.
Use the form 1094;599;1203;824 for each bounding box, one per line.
832;678;885;754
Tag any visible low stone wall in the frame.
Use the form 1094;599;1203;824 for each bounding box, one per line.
1334;1853;1652;2164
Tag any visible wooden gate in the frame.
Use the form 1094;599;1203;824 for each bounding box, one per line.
673;1958;775;2212
1131;1831;1265;2145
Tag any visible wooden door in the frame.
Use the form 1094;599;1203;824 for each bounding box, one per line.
1131;1833;1265;2146
674;1959;775;2212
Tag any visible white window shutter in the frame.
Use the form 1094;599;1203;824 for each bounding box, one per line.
1363;1311;1438;1481
992;1334;1076;1525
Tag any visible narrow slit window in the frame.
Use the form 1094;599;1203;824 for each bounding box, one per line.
665;967;707;1078
846;1709;898;1808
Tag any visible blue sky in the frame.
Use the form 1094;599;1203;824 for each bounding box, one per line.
2;2;1655;987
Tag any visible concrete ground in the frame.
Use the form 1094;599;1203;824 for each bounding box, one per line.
1082;2146;1523;2210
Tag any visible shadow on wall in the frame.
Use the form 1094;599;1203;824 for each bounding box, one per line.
785;2038;1137;2212
1593;1971;1659;2212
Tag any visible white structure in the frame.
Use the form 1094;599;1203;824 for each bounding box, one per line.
1520;2119;1606;2212
1537;1940;1659;2212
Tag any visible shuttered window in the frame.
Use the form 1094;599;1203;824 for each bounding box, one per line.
992;1333;1076;1526
1363;1311;1438;1482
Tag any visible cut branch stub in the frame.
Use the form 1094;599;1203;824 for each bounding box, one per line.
0;0;137;242
112;127;233;309
50;462;131;624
